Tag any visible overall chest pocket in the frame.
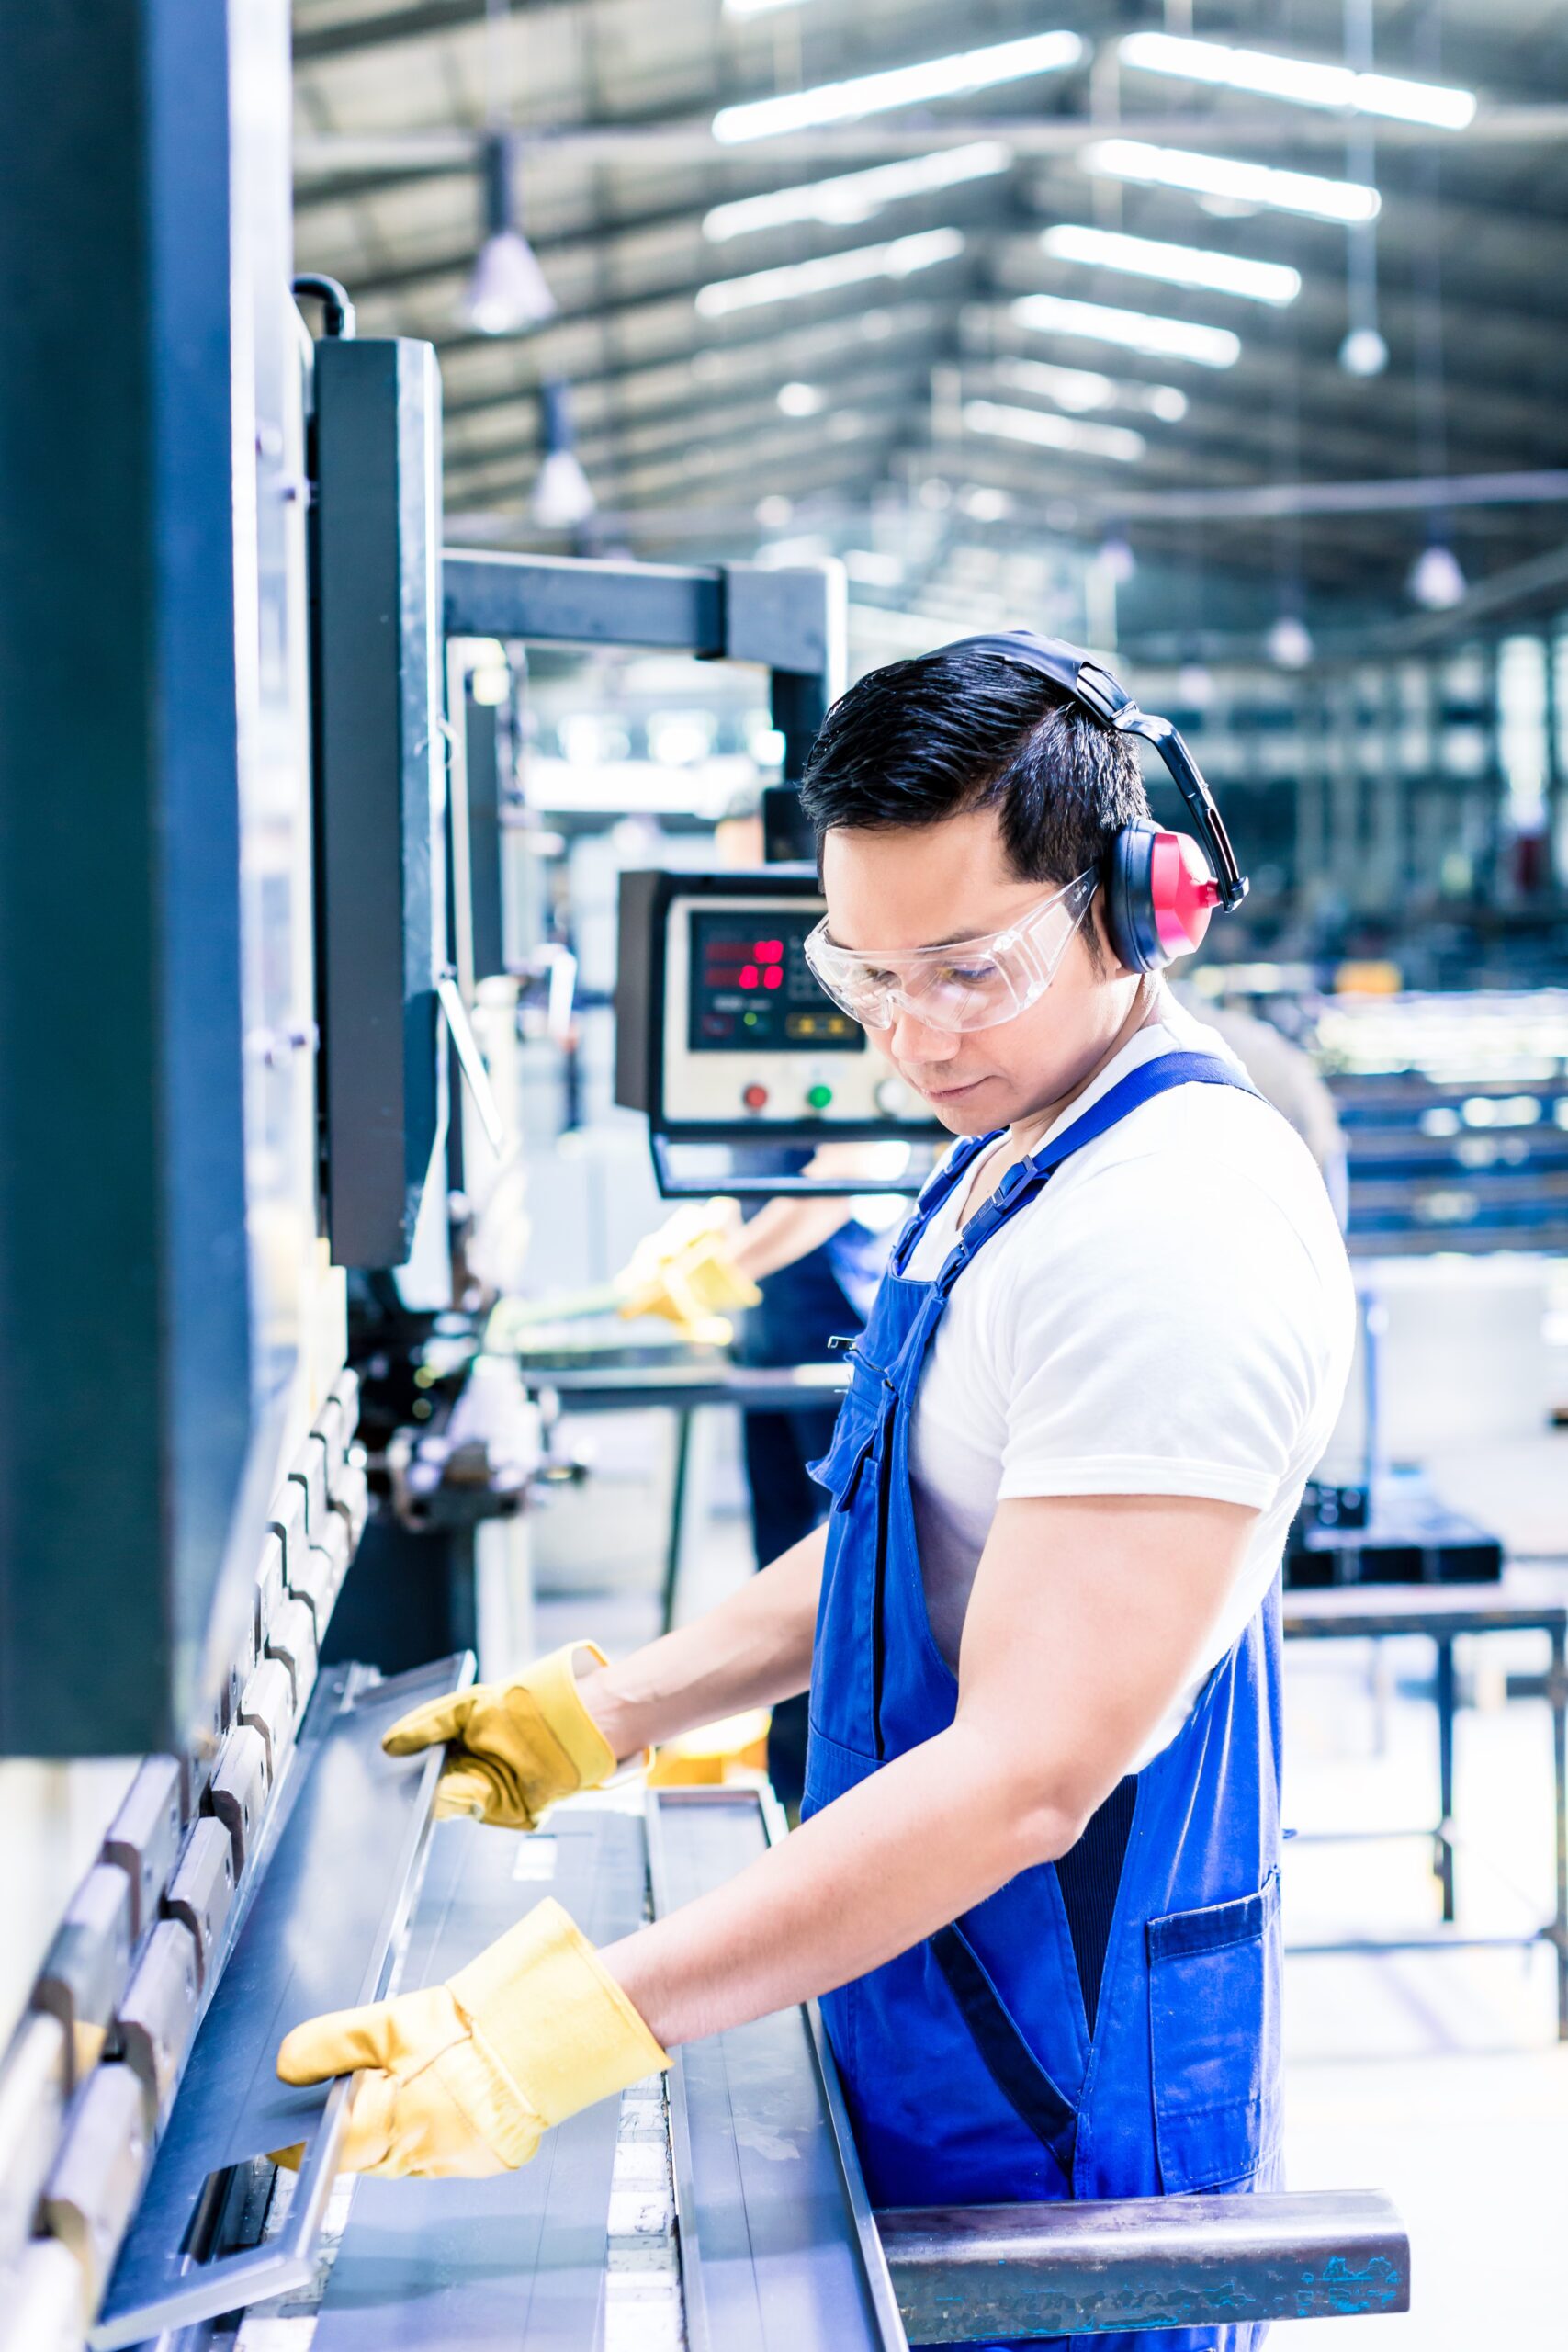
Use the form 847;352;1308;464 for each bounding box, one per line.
807;1409;879;1511
1146;1870;1281;2194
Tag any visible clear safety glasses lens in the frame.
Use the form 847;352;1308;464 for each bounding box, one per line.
805;871;1096;1035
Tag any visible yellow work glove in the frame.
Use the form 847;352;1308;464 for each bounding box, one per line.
276;1898;667;2178
615;1202;761;1344
382;1642;622;1828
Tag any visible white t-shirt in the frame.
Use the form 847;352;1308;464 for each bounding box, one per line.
903;997;1356;1768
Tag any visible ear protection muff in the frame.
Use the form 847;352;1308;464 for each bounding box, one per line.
1106;820;1225;973
936;628;1248;975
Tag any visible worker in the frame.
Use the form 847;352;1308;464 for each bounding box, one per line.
614;1146;901;1806
279;637;1355;2351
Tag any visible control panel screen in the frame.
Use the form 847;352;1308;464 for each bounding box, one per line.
686;910;860;1054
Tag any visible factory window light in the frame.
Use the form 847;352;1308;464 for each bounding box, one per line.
1083;139;1381;227
1117;32;1476;131
959;484;1014;522
704;143;1010;241
712;29;1083;143
1498;635;1549;831
648;712;716;767
697;227;964;316
777;381;826;416
964;398;1146;464
461;132;557;334
1011;292;1241;368
844;548;906;586
1041;224;1300;306
994;356;1188;421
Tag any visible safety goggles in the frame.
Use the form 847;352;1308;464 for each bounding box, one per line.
803;870;1097;1035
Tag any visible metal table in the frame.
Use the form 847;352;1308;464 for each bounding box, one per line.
520;1351;850;1633
1282;1566;1568;2037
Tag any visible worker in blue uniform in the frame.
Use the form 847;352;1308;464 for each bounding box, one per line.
280;636;1355;2351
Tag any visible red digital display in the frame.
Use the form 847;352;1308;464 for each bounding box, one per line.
688;911;858;1054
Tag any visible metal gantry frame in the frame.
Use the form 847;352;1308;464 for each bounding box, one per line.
441;547;844;789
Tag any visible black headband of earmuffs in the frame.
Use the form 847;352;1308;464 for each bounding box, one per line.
938;629;1248;912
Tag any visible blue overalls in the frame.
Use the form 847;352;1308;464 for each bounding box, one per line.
802;1054;1284;2352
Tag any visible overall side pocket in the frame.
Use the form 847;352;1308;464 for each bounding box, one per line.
1146;1870;1282;2194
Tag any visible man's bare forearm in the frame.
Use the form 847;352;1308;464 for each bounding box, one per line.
599;1492;1257;2049
576;1521;826;1764
602;1718;1073;2046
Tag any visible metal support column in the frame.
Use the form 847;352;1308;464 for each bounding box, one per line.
1435;1634;1458;1923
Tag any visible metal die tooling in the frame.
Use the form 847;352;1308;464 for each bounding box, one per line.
90;1654;473;2350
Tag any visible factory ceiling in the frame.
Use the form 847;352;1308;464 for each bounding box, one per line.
291;0;1568;623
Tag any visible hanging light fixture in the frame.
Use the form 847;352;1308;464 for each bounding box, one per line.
462;130;557;334
530;380;595;528
1267;614;1314;668
1337;0;1387;379
1409;542;1467;609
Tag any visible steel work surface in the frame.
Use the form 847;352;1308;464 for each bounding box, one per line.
311;1805;649;2350
647;1787;907;2352
95;1656;469;2349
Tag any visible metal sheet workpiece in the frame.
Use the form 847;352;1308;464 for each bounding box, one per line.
647;1787;908;2352
91;1652;473;2350
310;1804;649;2351
880;2188;1412;2341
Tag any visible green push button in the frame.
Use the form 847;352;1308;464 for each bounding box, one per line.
806;1083;833;1110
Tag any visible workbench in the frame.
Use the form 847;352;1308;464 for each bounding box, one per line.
517;1347;851;1634
1282;1567;1568;2038
101;1770;1407;2348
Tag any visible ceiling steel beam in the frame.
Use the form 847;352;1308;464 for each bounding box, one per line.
292;106;1568;183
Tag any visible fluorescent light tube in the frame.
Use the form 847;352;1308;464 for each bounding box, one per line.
964;398;1146;463
994;355;1188;421
1042;223;1300;304
1011;292;1241;367
1084;139;1380;225
704;142;1010;241
713;29;1083;143
696;227;964;315
1118;32;1476;130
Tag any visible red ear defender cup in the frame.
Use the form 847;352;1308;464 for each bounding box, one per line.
1106;820;1222;973
1151;831;1222;961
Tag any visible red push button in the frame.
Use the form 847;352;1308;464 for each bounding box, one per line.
742;1084;769;1112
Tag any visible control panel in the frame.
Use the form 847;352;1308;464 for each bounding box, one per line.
615;867;940;1147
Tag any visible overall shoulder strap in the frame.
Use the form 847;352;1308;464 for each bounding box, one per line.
932;1052;1257;1292
891;1129;1000;1275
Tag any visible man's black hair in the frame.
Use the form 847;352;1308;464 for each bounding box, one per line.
799;647;1150;898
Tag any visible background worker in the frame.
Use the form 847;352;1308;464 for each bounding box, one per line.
613;1145;901;1805
280;637;1355;2350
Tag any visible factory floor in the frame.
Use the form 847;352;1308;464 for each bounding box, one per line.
533;1417;1568;2351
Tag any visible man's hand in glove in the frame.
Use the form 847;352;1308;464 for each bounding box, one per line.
381;1642;627;1829
276;1900;666;2178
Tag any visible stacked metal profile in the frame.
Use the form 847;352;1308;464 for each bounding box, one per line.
1319;989;1568;1254
0;1379;367;2350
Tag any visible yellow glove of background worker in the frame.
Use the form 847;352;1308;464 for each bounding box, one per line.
615;1200;761;1344
276;1898;666;2178
382;1642;623;1827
